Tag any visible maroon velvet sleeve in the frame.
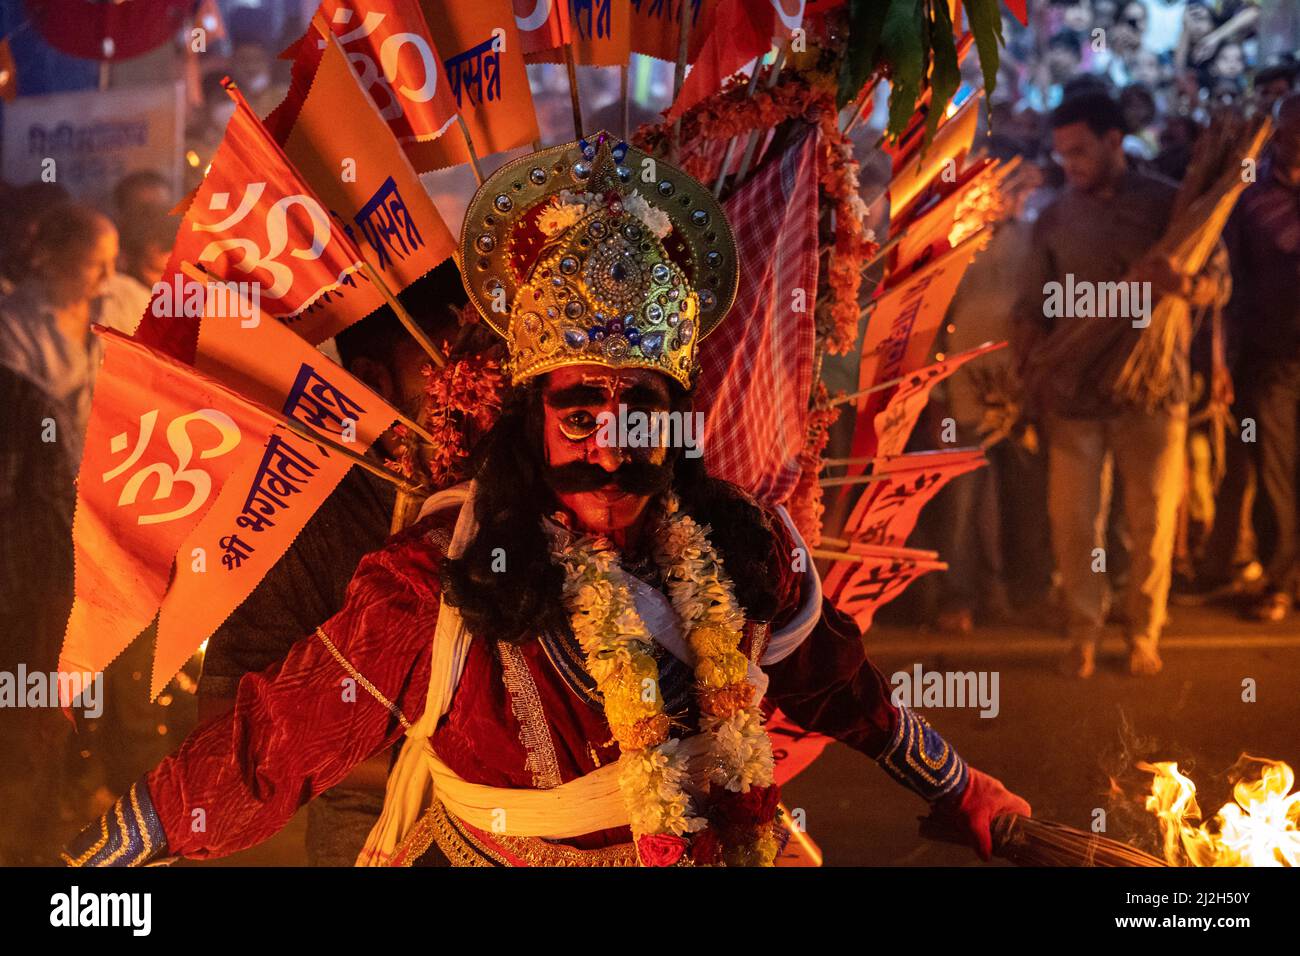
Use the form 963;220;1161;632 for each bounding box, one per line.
145;522;446;860
760;510;900;760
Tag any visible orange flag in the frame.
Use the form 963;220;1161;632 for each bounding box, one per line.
840;448;987;550
59;328;284;680
135;80;372;362
149;295;401;697
629;0;717;63
872;342;1004;459
512;0;572;55
825;545;948;632
527;0;631;66
666;0;803;120
316;0;459;145
409;0;540;169
269;16;456;329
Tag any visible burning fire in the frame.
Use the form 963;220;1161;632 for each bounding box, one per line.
1139;756;1300;867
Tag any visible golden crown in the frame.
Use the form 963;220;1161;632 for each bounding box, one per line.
458;132;738;389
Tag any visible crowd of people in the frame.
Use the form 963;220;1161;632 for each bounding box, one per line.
923;55;1300;683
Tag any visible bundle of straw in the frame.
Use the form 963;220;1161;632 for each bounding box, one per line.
920;812;1168;866
1023;113;1271;416
1112;114;1272;408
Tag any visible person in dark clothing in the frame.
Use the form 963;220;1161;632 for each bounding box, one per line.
1223;95;1300;621
0;365;78;864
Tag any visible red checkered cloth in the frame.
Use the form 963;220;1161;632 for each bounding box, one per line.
695;128;820;506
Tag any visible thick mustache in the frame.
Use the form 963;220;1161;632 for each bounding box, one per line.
545;459;672;494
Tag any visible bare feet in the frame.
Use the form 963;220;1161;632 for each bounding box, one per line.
1128;639;1163;676
1061;641;1096;679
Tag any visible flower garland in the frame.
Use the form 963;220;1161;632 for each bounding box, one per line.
386;347;507;492
553;493;780;866
787;379;842;548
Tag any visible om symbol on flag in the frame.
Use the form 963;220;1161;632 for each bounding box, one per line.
103;409;242;526
192;184;334;299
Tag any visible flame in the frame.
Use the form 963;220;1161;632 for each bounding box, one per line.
1139;757;1300;866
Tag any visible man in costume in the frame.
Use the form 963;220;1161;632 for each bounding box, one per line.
67;136;1029;867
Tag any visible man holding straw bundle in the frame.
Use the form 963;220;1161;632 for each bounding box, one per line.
1013;92;1228;679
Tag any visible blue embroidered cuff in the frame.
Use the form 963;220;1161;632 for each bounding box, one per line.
62;779;169;867
875;705;969;803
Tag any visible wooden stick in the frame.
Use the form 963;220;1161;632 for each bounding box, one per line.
358;258;448;369
819;473;889;488
811;548;946;569
564;43;584;139
732;40;788;186
819;456;884;470
457;113;484;184
713;44;771;197
669;2;694;161
841;78;879;135
279;411;425;495
829;370;915;407
619;64;629;140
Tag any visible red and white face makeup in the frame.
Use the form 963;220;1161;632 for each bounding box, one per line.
539;364;673;543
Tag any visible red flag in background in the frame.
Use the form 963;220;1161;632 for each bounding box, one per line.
269;16;456;335
825;545;948;632
316;0;459;145
695;130;819;506
846;232;987;467
629;0;716;63
135;81;370;362
872;342;1003;459
513;0;573;55
837;448;987;551
59;329;283;681
666;0;804;120
1004;0;1029;26
411;0;540;168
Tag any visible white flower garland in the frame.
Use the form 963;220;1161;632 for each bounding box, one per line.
554;493;774;855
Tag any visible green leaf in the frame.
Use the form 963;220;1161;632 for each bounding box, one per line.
925;0;961;144
838;0;892;108
882;1;927;141
964;0;1004;103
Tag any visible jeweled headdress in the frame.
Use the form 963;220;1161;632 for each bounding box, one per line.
458;131;739;389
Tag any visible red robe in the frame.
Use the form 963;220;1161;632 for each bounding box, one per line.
145;506;900;862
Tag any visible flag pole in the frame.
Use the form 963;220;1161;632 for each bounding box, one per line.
564;43;584;139
828;370;916;407
278;410;426;495
457;113;484;184
713;44;770;198
731;38;788;186
818;474;890;488
357;259;449;369
669;3;694;161
619;63;629;140
841;78;879;135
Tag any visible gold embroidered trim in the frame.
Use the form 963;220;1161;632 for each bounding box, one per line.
496;640;563;790
314;626;411;731
423;800;638;867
